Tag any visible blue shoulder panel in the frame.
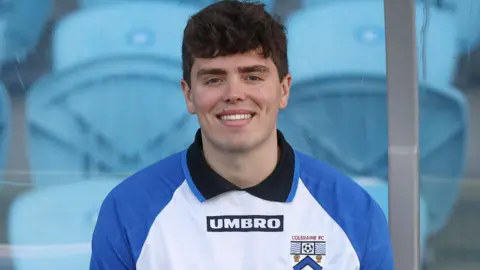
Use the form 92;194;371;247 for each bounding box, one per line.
296;151;394;269
90;151;187;269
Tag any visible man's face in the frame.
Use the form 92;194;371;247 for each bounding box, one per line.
181;49;291;153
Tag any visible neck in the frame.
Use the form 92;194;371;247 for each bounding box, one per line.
202;131;279;189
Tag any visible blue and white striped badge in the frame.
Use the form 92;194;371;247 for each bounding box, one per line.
290;241;327;255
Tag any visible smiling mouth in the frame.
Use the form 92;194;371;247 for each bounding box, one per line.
216;113;256;121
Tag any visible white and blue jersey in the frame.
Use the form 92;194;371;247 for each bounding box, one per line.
90;130;394;269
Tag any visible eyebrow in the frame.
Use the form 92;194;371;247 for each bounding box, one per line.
197;68;227;77
196;65;270;77
238;65;270;73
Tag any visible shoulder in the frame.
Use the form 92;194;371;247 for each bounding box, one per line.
99;150;187;225
295;150;376;211
111;150;186;200
92;151;190;263
295;150;392;264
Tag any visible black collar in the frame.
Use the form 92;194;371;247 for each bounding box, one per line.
184;129;298;202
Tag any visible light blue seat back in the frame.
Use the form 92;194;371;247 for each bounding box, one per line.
53;1;197;71
288;1;459;86
439;0;480;52
282;1;469;235
78;0;275;12
79;0;207;6
0;0;53;65
8;178;121;270
301;0;429;7
301;0;480;53
26;57;199;187
27;1;199;187
354;177;428;254
0;82;10;183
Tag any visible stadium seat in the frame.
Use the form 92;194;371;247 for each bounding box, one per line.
354;177;429;254
301;0;432;8
56;0;274;71
300;0;480;53
0;0;53;65
0;82;11;183
8;178;121;270
52;1;197;71
26;57;199;187
78;0;275;13
443;0;480;52
282;1;469;238
27;1;199;187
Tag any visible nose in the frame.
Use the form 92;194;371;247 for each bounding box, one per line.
224;80;246;103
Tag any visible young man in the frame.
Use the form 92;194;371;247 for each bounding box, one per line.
90;1;394;269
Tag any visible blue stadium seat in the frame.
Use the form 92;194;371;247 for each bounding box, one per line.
442;0;480;52
8;178;121;270
353;177;429;254
55;0;274;71
78;0;275;13
281;1;469;239
0;82;11;182
53;1;197;71
27;1;199;187
26;57;199;187
300;0;480;53
0;0;53;65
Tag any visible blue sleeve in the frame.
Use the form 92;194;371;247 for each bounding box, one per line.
296;152;395;270
90;193;135;270
361;200;394;270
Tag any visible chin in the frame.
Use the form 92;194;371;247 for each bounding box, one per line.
204;124;274;153
220;139;255;153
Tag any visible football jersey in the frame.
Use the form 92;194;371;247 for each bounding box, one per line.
90;129;394;270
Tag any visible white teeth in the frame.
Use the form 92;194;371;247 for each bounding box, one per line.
219;114;253;121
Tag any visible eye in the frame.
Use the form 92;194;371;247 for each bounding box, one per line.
247;75;262;81
205;78;222;85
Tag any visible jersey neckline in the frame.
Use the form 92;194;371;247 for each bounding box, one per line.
183;128;299;203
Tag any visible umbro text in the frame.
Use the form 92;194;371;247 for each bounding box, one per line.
206;215;284;232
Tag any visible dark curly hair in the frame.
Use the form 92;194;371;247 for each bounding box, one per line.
181;0;289;86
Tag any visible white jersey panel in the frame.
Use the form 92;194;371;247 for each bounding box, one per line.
136;179;360;270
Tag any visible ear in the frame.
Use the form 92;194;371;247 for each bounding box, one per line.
279;73;292;109
181;79;196;115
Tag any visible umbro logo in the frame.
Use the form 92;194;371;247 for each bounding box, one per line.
206;215;284;232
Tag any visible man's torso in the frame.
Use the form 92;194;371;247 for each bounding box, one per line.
135;179;360;270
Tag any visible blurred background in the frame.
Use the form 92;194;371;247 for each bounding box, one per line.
0;0;479;269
